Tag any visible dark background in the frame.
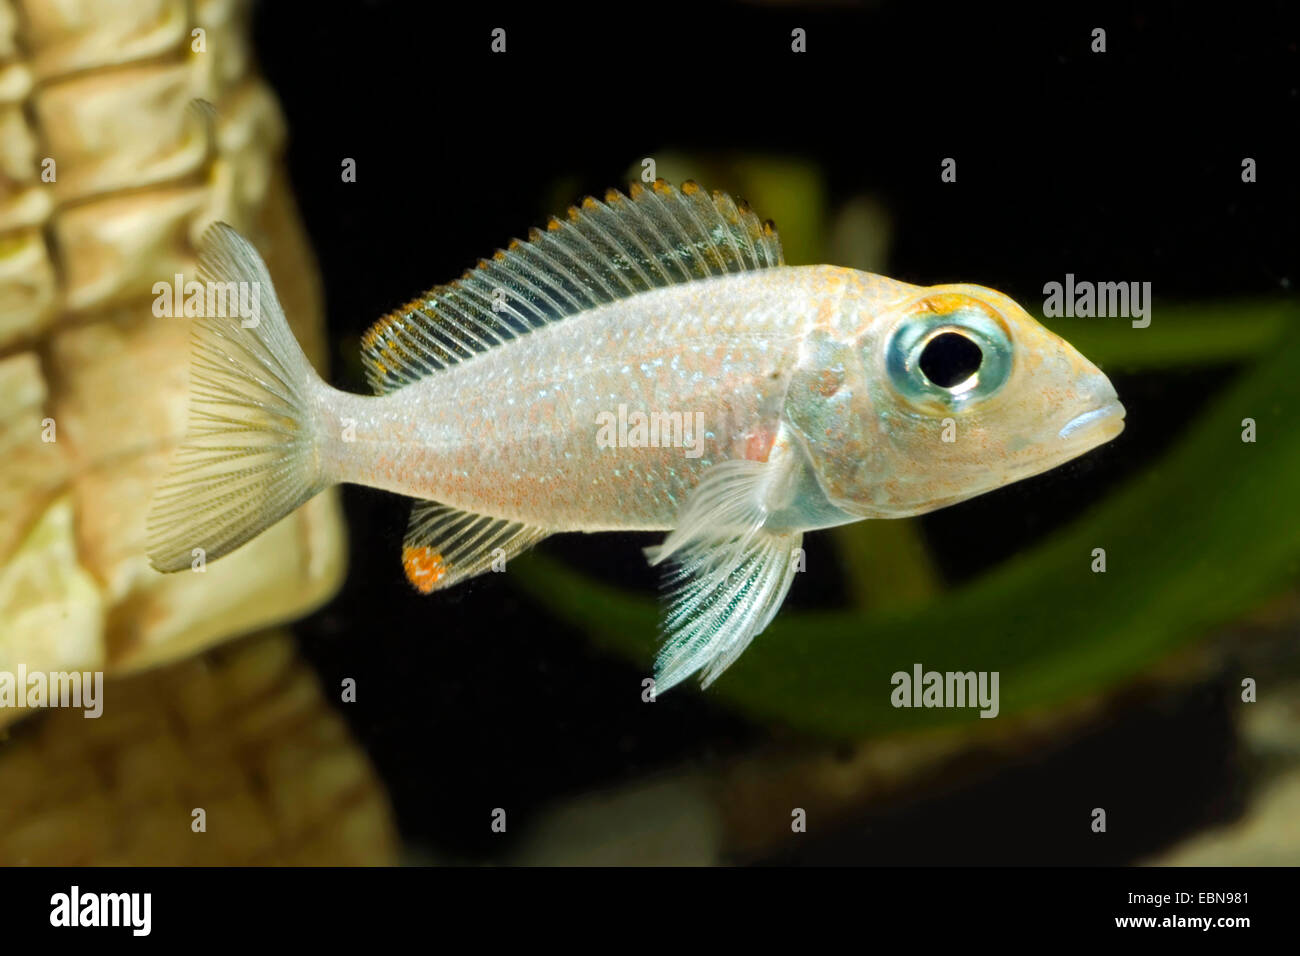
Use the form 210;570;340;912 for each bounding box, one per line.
252;0;1298;862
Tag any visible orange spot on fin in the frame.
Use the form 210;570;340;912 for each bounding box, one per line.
402;545;447;594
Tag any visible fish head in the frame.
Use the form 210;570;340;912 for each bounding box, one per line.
784;282;1125;519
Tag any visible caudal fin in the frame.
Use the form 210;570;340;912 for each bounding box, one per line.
147;224;326;572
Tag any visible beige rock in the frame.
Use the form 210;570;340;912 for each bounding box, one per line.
0;1;19;62
17;0;189;80
32;63;208;204
0;0;346;700
0;0;388;869
0;498;104;730
0;60;32;106
52;184;210;315
0;101;40;188
0;630;398;865
0;353;68;563
0;231;57;346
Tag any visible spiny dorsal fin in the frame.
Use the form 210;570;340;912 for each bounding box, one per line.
400;500;550;593
360;180;784;394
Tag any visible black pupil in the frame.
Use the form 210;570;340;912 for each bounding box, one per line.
919;332;983;388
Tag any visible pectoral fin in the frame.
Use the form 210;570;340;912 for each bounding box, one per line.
646;459;803;692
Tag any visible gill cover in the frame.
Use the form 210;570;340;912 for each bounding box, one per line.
783;329;885;510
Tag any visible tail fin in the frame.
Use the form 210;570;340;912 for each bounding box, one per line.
147;223;327;572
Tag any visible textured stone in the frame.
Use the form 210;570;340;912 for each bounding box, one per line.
0;630;398;865
0;231;57;346
0;499;104;730
32;63;208;204
0;0;372;865
0;353;68;562
0;0;346;681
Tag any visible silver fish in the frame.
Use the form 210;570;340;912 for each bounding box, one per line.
148;180;1125;691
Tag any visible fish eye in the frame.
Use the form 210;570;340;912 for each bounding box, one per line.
918;332;983;389
884;308;1012;406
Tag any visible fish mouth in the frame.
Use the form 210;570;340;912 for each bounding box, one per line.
1058;401;1126;442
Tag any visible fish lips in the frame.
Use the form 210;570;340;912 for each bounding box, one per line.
1057;400;1127;446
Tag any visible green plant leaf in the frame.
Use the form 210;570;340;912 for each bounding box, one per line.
1038;299;1292;370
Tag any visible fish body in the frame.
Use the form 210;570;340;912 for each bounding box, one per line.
319;265;909;531
148;181;1124;691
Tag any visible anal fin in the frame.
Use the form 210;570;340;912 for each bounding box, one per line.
402;501;550;593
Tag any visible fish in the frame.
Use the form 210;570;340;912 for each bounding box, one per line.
147;179;1125;692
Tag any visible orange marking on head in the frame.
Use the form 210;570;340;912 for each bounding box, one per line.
911;291;987;316
681;180;700;196
907;291;1007;333
402;546;447;594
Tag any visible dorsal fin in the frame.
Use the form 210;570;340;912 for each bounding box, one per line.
360;179;784;394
